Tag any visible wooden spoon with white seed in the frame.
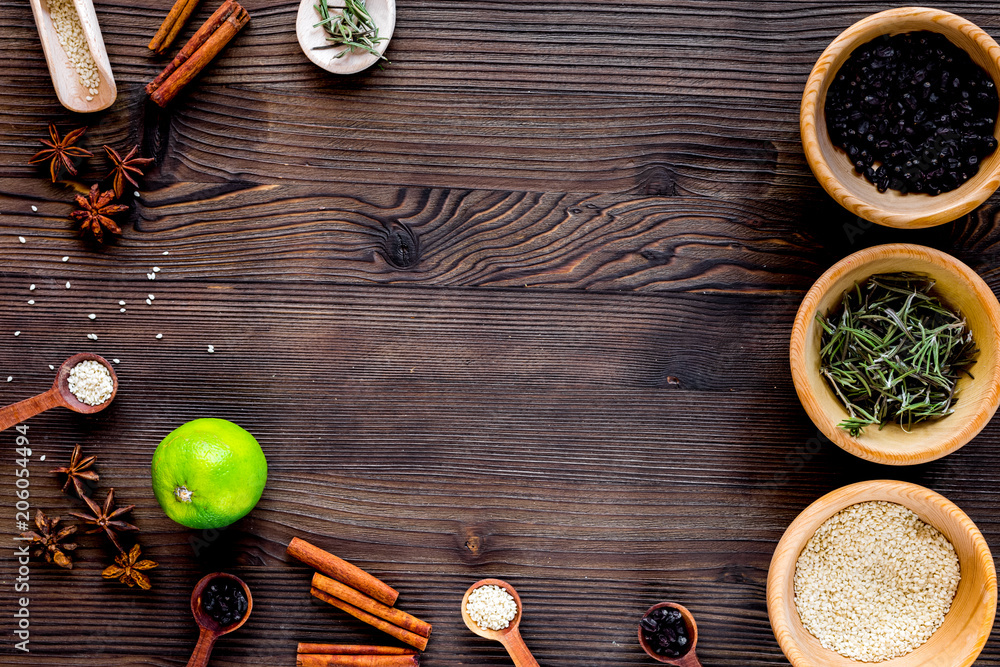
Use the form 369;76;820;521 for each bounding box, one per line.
0;354;118;432
27;0;117;112
462;579;539;667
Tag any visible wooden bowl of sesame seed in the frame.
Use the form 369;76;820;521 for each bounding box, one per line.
790;243;1000;465
767;480;996;667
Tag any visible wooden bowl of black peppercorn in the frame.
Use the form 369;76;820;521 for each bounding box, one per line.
802;7;1000;228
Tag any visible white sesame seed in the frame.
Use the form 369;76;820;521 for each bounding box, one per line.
18;236;25;243
87;333;97;340
146;298;152;305
153;267;161;272
67;360;113;406
133;191;140;198
47;0;102;93
29;284;35;291
62;256;69;262
30;206;37;212
6;377;11;382
49;365;55;370
794;501;960;662
147;273;155;280
207;345;214;353
162;251;169;255
88;313;96;320
14;331;20;337
112;359;120;364
27;300;34;305
39;455;45;461
119;300;126;306
120;308;126;313
66;282;71;289
148;294;155;301
466;585;518;631
155;333;162;339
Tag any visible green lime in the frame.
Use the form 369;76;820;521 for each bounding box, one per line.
150;418;267;529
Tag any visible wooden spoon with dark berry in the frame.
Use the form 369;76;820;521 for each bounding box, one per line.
186;573;252;667
638;602;702;666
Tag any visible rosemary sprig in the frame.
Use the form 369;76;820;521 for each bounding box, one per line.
817;273;978;436
313;0;387;62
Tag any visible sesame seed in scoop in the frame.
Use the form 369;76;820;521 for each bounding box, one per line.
67;359;113;406
466;584;518;632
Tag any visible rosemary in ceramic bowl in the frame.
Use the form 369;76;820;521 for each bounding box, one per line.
314;0;387;62
817;273;978;436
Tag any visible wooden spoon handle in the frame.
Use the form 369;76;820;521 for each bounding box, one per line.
498;627;539;667
185;627;218;667
0;388;63;433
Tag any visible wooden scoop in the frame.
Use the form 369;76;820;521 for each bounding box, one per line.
27;0;117;112
295;0;395;74
0;353;117;433
186;573;253;667
637;602;702;667
461;578;539;667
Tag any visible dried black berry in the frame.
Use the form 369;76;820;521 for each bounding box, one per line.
640;607;691;658
201;578;248;627
825;31;998;196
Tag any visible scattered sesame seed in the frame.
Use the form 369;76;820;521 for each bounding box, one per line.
88;314;96;320
147;273;155;280
146;298;152;305
87;333;97;340
29;284;35;291
153;267;161;272
14;331;20;337
27;300;34;305
30;206;37;212
18;236;25;243
112;359;120;364
66;282;71;289
39;455;45;462
119;300;126;306
155;333;162;339
6;377;11;382
120;308;126;313
133;191;140;198
148;294;155;301
62;256;69;262
207;345;214;353
49;365;55;370
162;251;169;255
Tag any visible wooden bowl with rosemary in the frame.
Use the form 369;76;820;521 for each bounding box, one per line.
801;7;1000;228
767;480;996;667
790;243;1000;465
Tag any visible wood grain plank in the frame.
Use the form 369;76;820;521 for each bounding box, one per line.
1;280;999;664
2;1;997;192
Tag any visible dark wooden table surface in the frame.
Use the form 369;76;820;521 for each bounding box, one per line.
3;0;1000;665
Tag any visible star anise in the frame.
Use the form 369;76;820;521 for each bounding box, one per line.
28;124;94;183
70;184;129;242
69;488;138;553
103;145;153;198
20;510;78;569
50;444;99;498
102;543;157;589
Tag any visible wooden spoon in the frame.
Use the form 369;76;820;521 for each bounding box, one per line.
637;602;702;667
295;0;395;74
461;578;539;667
186;573;253;667
27;0;117;113
0;353;118;433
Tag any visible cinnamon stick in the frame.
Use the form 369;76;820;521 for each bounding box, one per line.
297;644;418;655
311;587;430;652
288;538;399;607
148;0;202;54
297;656;418;667
147;0;238;94
147;1;249;107
312;573;431;638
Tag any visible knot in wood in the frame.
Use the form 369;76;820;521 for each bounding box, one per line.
381;222;420;269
